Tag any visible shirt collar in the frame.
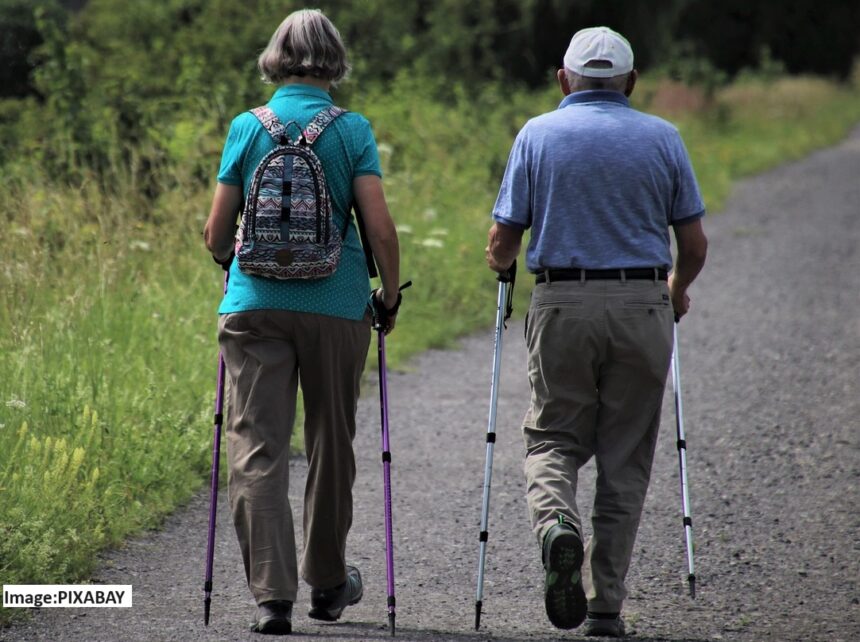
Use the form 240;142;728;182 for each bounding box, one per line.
559;90;629;109
271;84;333;102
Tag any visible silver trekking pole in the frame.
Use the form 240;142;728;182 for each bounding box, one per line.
671;322;696;599
474;261;516;630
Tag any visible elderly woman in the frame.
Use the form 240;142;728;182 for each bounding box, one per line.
204;9;401;634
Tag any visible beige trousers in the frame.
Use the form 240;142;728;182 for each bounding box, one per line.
523;278;674;613
218;309;370;605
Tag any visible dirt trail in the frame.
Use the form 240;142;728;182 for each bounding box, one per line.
4;127;859;641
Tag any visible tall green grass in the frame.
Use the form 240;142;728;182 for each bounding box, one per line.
2;72;859;624
664;74;860;211
0;173;217;606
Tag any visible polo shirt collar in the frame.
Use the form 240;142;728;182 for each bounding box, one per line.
271;84;333;102
559;90;629;109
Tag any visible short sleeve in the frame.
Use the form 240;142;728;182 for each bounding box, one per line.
492;128;532;229
216;117;245;186
670;132;705;224
352;116;382;179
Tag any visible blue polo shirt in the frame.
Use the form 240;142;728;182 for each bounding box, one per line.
216;84;382;319
492;90;705;272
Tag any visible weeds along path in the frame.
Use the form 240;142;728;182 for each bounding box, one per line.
5;127;860;642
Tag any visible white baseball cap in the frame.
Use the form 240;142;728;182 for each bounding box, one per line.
563;26;634;78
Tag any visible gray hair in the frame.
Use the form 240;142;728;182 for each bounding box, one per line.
565;69;630;93
258;9;351;85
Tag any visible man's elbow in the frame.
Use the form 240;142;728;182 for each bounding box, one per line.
683;241;707;264
676;221;708;268
689;236;708;266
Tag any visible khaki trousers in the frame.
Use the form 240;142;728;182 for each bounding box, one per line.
218;309;370;605
523;278;673;613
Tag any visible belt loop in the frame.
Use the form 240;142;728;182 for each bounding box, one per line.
580;268;585;284
652;267;658;283
620;268;626;284
544;269;551;285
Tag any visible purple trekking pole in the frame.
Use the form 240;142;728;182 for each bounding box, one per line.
373;281;411;636
204;273;229;625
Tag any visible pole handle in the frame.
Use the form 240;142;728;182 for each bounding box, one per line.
496;260;516;324
496;260;516;284
372;281;413;331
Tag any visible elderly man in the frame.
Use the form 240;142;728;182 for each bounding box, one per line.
486;27;707;637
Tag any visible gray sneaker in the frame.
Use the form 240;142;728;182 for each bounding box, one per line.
308;565;363;622
250;600;292;635
542;522;586;629
584;613;626;637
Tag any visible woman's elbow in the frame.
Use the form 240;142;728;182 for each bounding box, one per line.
203;225;217;254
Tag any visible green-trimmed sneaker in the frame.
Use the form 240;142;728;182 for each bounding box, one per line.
542;521;586;630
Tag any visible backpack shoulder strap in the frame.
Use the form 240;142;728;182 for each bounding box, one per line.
250;105;299;144
302;106;347;146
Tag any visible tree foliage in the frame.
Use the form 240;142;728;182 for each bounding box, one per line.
0;0;65;97
5;0;857;102
1;0;858;183
677;0;860;80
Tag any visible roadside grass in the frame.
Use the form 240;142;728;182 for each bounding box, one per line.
0;174;216;609
667;75;860;211
1;72;859;625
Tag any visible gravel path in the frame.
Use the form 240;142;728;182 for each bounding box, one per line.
4;127;859;642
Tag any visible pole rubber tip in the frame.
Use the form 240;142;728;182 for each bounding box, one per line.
475;601;482;630
688;574;696;599
204;598;211;626
389;612;396;636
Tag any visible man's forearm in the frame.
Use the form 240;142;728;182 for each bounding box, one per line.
671;219;708;288
487;222;523;272
673;252;706;289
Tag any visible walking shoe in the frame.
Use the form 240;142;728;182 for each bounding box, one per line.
308;565;363;622
250;600;292;635
542;521;587;629
584;612;626;637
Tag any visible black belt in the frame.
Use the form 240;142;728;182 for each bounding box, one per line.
535;268;667;284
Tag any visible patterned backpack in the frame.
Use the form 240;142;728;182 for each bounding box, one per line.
235;105;348;279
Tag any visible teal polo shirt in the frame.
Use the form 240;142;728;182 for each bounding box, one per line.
216;84;382;320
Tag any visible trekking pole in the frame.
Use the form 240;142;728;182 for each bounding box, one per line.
474;261;516;631
374;281;412;637
204;273;229;625
671;322;696;599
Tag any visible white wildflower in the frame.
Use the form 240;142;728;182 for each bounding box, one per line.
6;399;26;409
396;224;413;234
418;238;444;248
423;208;438;221
429;228;449;236
129;240;151;251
